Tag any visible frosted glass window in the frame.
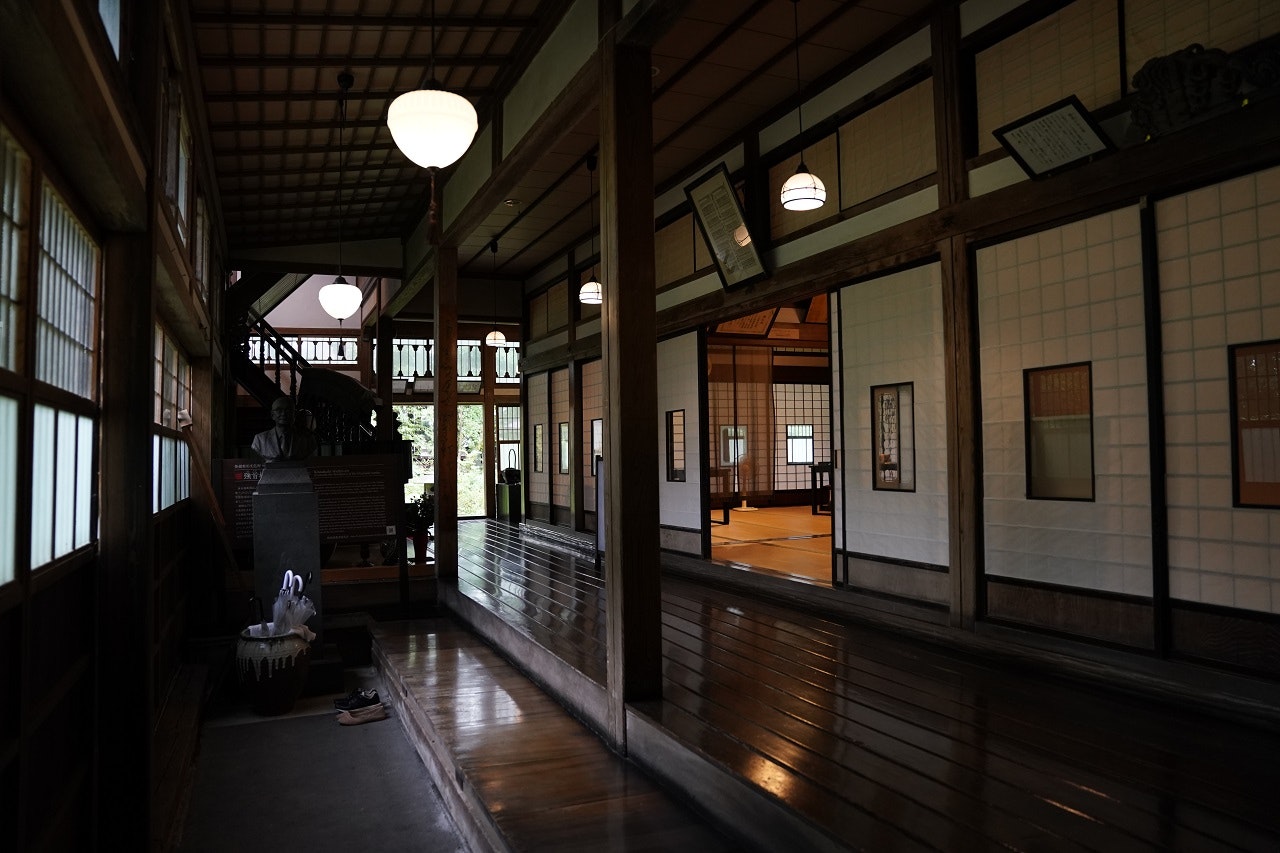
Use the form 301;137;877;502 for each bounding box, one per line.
36;182;99;399
161;435;176;510
30;404;93;568
54;410;76;556
178;437;190;502
176;114;190;242
30;404;54;568
76;414;92;547
1;125;28;374
153;434;161;514
0;395;16;584
786;424;814;465
495;342;522;384
154;322;191;428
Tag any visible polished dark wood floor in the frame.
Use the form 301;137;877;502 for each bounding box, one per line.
435;520;1280;851
372;617;738;852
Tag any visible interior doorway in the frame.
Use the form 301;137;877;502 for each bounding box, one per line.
705;298;833;583
394;403;488;517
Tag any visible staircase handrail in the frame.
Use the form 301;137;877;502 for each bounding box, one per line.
244;307;310;399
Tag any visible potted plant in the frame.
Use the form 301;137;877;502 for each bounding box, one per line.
405;490;436;564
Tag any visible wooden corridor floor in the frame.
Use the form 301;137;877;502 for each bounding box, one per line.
371;617;738;852
425;520;1280;851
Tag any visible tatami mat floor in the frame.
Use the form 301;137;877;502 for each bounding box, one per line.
710;504;832;583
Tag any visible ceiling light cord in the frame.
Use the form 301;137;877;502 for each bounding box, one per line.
793;0;804;164
485;239;507;346
338;80;347;277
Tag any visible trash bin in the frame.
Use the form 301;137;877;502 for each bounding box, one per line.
496;482;522;523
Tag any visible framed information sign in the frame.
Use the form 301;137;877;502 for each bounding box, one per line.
993;95;1113;179
685;164;767;290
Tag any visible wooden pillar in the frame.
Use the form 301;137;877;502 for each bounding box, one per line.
569;359;584;531
931;3;967;208
95;230;155;850
482;338;497;518
374;314;395;440
932;5;980;627
433;247;459;581
599;34;661;749
941;234;980;628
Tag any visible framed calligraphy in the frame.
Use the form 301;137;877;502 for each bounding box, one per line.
993;95;1114;179
685;164;768;291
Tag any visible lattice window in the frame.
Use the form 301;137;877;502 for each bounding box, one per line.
786;423;814;465
0;125;28;374
30;404;94;568
36;182;99;399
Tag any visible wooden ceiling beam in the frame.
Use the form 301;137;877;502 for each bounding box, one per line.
190;13;536;28
205;89;440;104
195;55;504;69
214;141;399;158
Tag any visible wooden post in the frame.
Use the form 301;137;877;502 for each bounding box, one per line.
599;34;662;750
433;247;459;581
96;231;155;850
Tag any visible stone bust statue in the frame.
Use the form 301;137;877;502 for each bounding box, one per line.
250;396;318;463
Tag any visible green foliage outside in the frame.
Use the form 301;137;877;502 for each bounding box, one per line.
394;403;488;517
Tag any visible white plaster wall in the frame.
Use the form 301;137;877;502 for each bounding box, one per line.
527;372;549;507
1157;165;1280;614
657;332;702;536
977;206;1153;595
839;263;949;565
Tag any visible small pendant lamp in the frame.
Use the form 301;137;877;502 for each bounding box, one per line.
780;0;826;212
320;71;363;321
484;240;506;347
578;154;603;305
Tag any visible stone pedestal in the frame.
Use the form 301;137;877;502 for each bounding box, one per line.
252;462;323;642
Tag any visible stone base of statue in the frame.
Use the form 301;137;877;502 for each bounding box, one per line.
252;461;323;643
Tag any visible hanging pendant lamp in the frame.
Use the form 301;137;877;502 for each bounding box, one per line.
484;240;506;347
578;154;603;305
780;0;826;212
387;0;478;170
320;71;363;321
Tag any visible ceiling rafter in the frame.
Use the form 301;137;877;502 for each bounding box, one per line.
195;55;506;69
190;13;537;28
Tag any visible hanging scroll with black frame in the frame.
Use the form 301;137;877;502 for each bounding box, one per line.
685;164;768;291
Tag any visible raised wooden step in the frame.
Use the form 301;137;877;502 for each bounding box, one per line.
370;617;740;852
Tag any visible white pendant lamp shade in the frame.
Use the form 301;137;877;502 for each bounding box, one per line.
387;87;478;169
318;276;362;320
484;328;507;347
579;278;602;305
780;164;826;211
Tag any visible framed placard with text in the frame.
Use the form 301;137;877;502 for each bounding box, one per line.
685;164;767;291
993;95;1113;179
